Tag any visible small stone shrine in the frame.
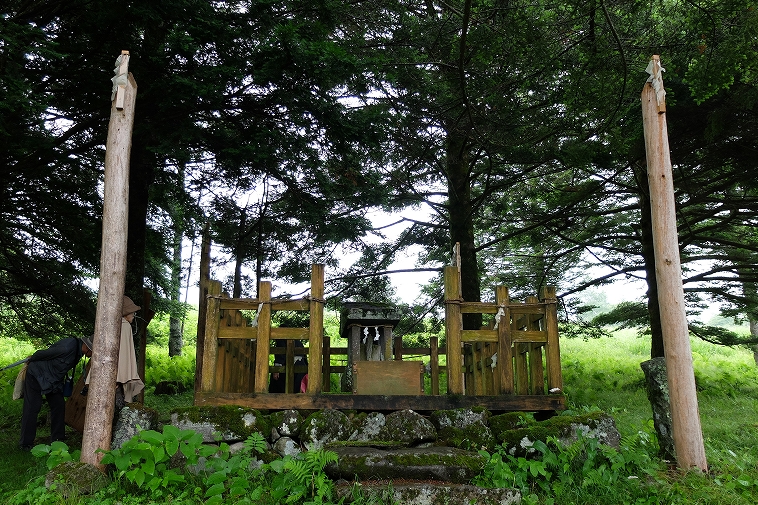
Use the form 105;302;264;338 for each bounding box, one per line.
339;302;401;391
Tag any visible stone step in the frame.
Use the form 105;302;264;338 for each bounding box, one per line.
327;446;521;504
335;480;521;504
326;446;484;483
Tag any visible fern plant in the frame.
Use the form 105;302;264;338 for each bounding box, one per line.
268;449;339;504
198;432;269;505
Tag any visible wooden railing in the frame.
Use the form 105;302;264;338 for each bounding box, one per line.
200;265;326;394
443;265;562;397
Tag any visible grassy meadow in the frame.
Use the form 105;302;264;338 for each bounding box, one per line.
0;316;756;504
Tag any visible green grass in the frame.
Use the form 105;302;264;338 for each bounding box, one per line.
2;329;758;503
0;339;47;501
561;330;758;476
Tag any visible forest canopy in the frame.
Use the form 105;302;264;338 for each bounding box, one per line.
1;0;757;352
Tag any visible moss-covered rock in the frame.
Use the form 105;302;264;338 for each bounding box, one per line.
112;404;159;449
430;408;495;451
326;446;485;484
430;407;490;430
301;409;351;450
336;481;521;505
171;405;270;442
268;409;303;439
45;461;109;497
377;409;436;446
163;404;622;496
436;423;496;452
488;411;535;440
499;411;621;457
550;411;621;449
273;436;302;457
348;411;386;441
328;439;408;449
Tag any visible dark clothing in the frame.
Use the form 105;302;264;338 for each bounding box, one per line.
20;375;66;447
269;340;307;393
20;337;85;448
26;337;84;395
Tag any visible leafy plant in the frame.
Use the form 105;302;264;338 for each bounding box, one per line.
99;426;340;505
100;424;214;495
194;432;268;505
190;434;339;505
244;431;268;454
31;441;81;470
475;430;668;504
15;442;83;505
7;476;60;505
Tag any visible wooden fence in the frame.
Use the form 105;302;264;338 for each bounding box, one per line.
194;264;565;413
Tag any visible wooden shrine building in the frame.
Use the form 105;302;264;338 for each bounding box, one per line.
194;264;565;414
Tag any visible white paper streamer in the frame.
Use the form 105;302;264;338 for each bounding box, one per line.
251;303;264;327
111;54;129;101
493;306;505;330
645;58;666;107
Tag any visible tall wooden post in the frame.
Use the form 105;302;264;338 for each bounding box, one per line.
253;281;272;393
194;223;212;392
81;51;136;469
495;286;513;394
641;55;707;472
200;280;222;392
444;266;463;394
308;264;325;393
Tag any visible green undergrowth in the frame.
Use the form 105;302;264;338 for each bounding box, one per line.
475;428;667;505
11;430;345;505
2;330;758;503
556;330;758;504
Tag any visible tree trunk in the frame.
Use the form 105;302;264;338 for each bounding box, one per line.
194;224;211;392
168;220;183;357
446;131;481;330
124;140;155;375
124;18;167;368
256;213;264;299
233;210;246;298
640;357;676;461
168;316;183;356
168;164;185;357
634;162;665;358
436;0;480;330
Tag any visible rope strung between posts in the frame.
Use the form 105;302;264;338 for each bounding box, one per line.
443;297;463;305
305;295;326;304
